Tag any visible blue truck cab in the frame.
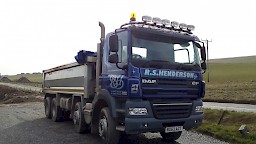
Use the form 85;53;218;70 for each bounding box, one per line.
94;15;207;143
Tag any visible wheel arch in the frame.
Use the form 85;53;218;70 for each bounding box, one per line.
90;89;116;134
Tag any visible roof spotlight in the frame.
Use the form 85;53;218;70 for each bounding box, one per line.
179;23;187;30
187;25;195;31
171;21;179;28
162;19;170;26
142;15;152;23
152;17;162;25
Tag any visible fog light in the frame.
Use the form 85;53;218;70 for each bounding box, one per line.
195;106;202;112
195;120;200;124
128;108;148;115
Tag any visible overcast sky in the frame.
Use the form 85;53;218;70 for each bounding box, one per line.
0;0;255;75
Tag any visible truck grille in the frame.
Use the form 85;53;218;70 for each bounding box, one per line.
141;78;200;98
152;102;192;119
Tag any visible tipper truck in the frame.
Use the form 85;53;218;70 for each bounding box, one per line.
43;14;207;144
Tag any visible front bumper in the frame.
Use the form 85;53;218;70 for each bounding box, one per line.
124;99;203;134
125;114;203;134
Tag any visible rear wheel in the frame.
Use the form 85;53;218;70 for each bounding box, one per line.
160;131;182;141
73;102;89;133
99;107;120;144
44;97;52;119
51;98;62;122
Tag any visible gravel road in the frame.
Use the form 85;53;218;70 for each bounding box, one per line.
0;102;228;144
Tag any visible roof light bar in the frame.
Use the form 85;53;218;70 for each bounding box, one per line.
142;15;152;23
125;15;196;34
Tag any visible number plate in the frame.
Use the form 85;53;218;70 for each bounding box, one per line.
165;126;183;133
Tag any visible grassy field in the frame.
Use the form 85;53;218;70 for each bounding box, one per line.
7;73;42;83
203;63;256;104
204;63;256;83
195;109;256;144
209;55;256;64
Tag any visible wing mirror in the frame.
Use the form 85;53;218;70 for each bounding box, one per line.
200;46;206;61
194;42;206;61
109;54;119;63
201;61;207;70
109;35;118;52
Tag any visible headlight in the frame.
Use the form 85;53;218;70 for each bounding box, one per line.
128;108;148;115
195;106;203;112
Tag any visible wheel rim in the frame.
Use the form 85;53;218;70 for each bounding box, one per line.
99;116;107;140
73;110;80;125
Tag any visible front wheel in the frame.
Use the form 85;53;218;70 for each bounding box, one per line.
99;107;120;144
160;131;182;141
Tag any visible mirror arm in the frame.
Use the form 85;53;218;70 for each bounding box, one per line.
114;51;127;70
115;63;128;70
116;63;123;70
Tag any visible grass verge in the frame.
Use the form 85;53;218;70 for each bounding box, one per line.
195;109;256;144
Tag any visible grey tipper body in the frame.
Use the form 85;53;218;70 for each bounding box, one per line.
43;59;96;98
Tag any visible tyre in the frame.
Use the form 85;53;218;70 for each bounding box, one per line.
160;131;182;141
73;102;89;133
51;98;62;122
44;97;52;119
99;107;120;144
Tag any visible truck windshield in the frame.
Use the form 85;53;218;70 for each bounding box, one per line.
131;32;201;71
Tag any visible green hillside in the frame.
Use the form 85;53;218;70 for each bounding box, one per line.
7;73;42;83
209;55;256;64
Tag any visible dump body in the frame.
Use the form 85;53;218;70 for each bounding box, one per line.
43;56;96;98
